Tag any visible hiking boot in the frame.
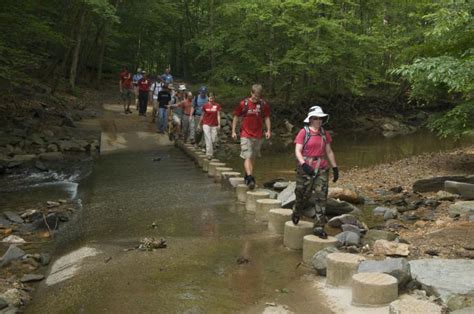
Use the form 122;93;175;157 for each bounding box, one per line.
291;211;300;225
247;175;256;190
313;227;328;239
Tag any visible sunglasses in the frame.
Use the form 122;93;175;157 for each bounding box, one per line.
310;116;323;120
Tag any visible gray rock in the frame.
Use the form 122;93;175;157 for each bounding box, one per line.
311;246;339;276
3;211;23;224
409;259;474;311
362;229;397;247
277;182;296;208
341;224;362;235
0;298;7;310
445;181;474;200
0;245;26;267
327;198;361;216
335;231;360;247
32;213;59;230
328;214;362;228
373;206;390;215
39;152;64;161
20;274;44;283
7;160;23;169
413;176;474;193
0;218;11;227
448;201;474;218
34;160;48;171
436;190;457;201
273;181;290;191
358;258;411;289
0;289;21;307
39;253;51;266
384;208;399;221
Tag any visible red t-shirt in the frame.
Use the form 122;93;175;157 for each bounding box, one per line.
294;127;333;169
233;99;270;138
179;99;193;115
202;102;222;126
120;71;132;89
137;78;150;92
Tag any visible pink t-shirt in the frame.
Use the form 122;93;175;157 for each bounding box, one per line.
294;127;333;169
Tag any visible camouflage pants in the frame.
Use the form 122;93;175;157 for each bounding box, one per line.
294;167;329;227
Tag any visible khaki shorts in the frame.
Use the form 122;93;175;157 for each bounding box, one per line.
240;137;262;159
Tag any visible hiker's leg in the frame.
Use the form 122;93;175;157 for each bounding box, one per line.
203;124;212;157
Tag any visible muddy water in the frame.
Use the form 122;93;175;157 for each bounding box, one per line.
13;109;472;313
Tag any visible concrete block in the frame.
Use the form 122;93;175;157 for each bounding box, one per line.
196;153;206;167
268;208;293;234
283;221;313;250
208;162;226;177
302;235;338;265
202;158;219;172
221;172;241;189
326;253;365;287
255;199;282;222
352;272;398;306
245;191;270;212
214;167;233;183
389;295;443;314
236;184;249;202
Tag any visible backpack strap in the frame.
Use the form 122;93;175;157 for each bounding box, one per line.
303;126;327;149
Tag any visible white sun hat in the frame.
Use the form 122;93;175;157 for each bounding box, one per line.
304;106;328;123
178;84;186;91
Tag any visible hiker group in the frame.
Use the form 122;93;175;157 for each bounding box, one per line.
119;66;339;239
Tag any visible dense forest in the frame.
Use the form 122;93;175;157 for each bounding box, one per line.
0;0;472;137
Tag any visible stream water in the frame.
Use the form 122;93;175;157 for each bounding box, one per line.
1;108;471;313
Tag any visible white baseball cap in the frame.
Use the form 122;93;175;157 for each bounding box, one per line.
304;106;328;123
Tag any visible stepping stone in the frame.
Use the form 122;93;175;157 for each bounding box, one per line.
202;159;219;172
246;191;270;212
283;221;313;250
229;177;245;189
389;295;443;314
208;162;226;177
236;184;249;203
352;272;398;306
221;172;241;189
214;167;233;183
268;208;292;235
196;153;206;167
326;253;365;287
302;235;338;265
255;199;282;222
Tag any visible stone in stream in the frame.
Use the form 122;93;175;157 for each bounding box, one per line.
373;240;409;257
445;181;474;200
448;201;474;218
2;235;26;244
20;274;45;283
361;229;398;247
384;208;399;221
34;160;48;171
32;213;60;230
273;181;290;191
436;190;457;201
3;211;24;224
327;214;363;229
335;231;360;247
358;258;411;289
341;223;363;235
39;152;64;161
373;206;390;215
0;218;11;227
0;245;26;267
277;182;296;208
326;198;361;215
0;288;21;307
328;187;359;204
409;259;474;311
311;246;340;276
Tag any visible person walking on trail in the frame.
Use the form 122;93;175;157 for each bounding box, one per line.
119;66;133;114
232;84;271;190
137;71;150;116
149;77;163;123
190;86;209;146
156;84;172;133
169;90;193;142
292;106;339;239
160;67;173;85
198;93;221;159
132;68;143;110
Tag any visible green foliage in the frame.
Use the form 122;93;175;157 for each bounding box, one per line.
428;101;474;140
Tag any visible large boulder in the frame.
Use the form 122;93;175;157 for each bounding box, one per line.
335;231;360;247
358;258;411;289
413;176;474;193
445;181;474;200
277;182;296;208
328;187;359;204
326;198;361;216
410;259;474;311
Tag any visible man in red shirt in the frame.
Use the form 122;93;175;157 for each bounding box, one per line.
119;67;133;114
198;93;221;159
232;84;271;189
137;71;150;116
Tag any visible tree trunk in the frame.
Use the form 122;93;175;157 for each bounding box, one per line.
69;8;86;92
96;25;107;86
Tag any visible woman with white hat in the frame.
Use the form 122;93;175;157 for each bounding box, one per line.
292;106;339;239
